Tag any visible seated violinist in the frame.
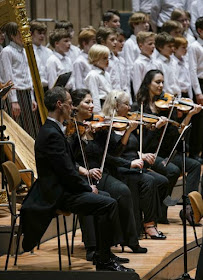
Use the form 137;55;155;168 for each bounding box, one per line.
136;69;202;225
69;88;148;260
102;90;169;235
20;86;135;272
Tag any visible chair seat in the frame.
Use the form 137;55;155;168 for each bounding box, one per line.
56;209;71;216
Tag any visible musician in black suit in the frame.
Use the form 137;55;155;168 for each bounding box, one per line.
21;86;135;272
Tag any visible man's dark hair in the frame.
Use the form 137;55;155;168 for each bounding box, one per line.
44;86;67;111
102;9;120;22
196;17;203;33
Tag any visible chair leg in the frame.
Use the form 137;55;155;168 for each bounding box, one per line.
5;216;17;270
63;216;71;266
14;222;22;266
71;214;77;254
56;215;62;271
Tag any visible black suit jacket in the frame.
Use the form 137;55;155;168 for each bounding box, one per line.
21;119;92;251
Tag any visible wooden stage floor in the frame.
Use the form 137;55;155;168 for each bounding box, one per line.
0;205;202;279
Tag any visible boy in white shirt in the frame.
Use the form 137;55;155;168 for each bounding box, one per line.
122;12;150;88
102;9;121;29
30;20;52;90
113;28;131;101
46;29;73;89
132;31;158;97
155;32;181;96
173;36;193;99
170;9;196;45
0;22;40;138
85;44;112;113
188;17;203;163
73;27;96;89
54;20;80;63
96;27;120;90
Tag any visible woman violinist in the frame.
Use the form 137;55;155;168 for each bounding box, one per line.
102;90;168;238
137;69;202;225
68;88;147;261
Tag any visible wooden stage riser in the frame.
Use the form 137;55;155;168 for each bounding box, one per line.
0;214;77;255
143;241;202;280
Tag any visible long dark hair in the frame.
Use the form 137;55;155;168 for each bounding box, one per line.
136;69;163;107
71;88;91;107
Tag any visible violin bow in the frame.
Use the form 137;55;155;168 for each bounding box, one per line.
139;102;144;173
154;95;176;161
99;98;117;174
73;115;93;186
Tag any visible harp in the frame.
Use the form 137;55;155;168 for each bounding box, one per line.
0;0;46;185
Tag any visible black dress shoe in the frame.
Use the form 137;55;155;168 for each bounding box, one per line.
121;245;148;253
86;248;95;261
110;252;129;263
96;259;135;272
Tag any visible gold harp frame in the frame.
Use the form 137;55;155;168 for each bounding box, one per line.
0;0;47;124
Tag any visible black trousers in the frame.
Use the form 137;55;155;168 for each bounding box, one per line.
152;156;181;196
116;167;168;234
62;190;122;261
171;153;201;195
195;238;203;280
79;172;139;249
189;78;203;156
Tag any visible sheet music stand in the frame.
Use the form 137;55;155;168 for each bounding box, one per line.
164;124;194;280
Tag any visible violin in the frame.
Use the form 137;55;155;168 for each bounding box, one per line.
90;115;128;131
127;111;182;128
91;114;154;131
65;118;88;136
154;93;193;112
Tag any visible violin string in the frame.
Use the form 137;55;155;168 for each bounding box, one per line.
73;117;93;186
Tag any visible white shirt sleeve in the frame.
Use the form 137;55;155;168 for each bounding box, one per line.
132;0;140;11
0;49;17;102
150;0;161;27
85;73;101;113
132;61;145;97
46;57;59;89
188;45;202;95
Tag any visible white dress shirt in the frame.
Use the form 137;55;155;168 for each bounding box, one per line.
106;52;121;90
33;44;53;87
72;51;92;89
132;0;152;14
184;30;196;45
156;52;181;96
151;0;187;28
190;0;203;37
84;66;112;113
65;44;81;64
172;54;193;99
131;53;160;96
46;51;73;89
0;41;33;102
122;34;140;87
117;54;131;99
188;37;203;95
